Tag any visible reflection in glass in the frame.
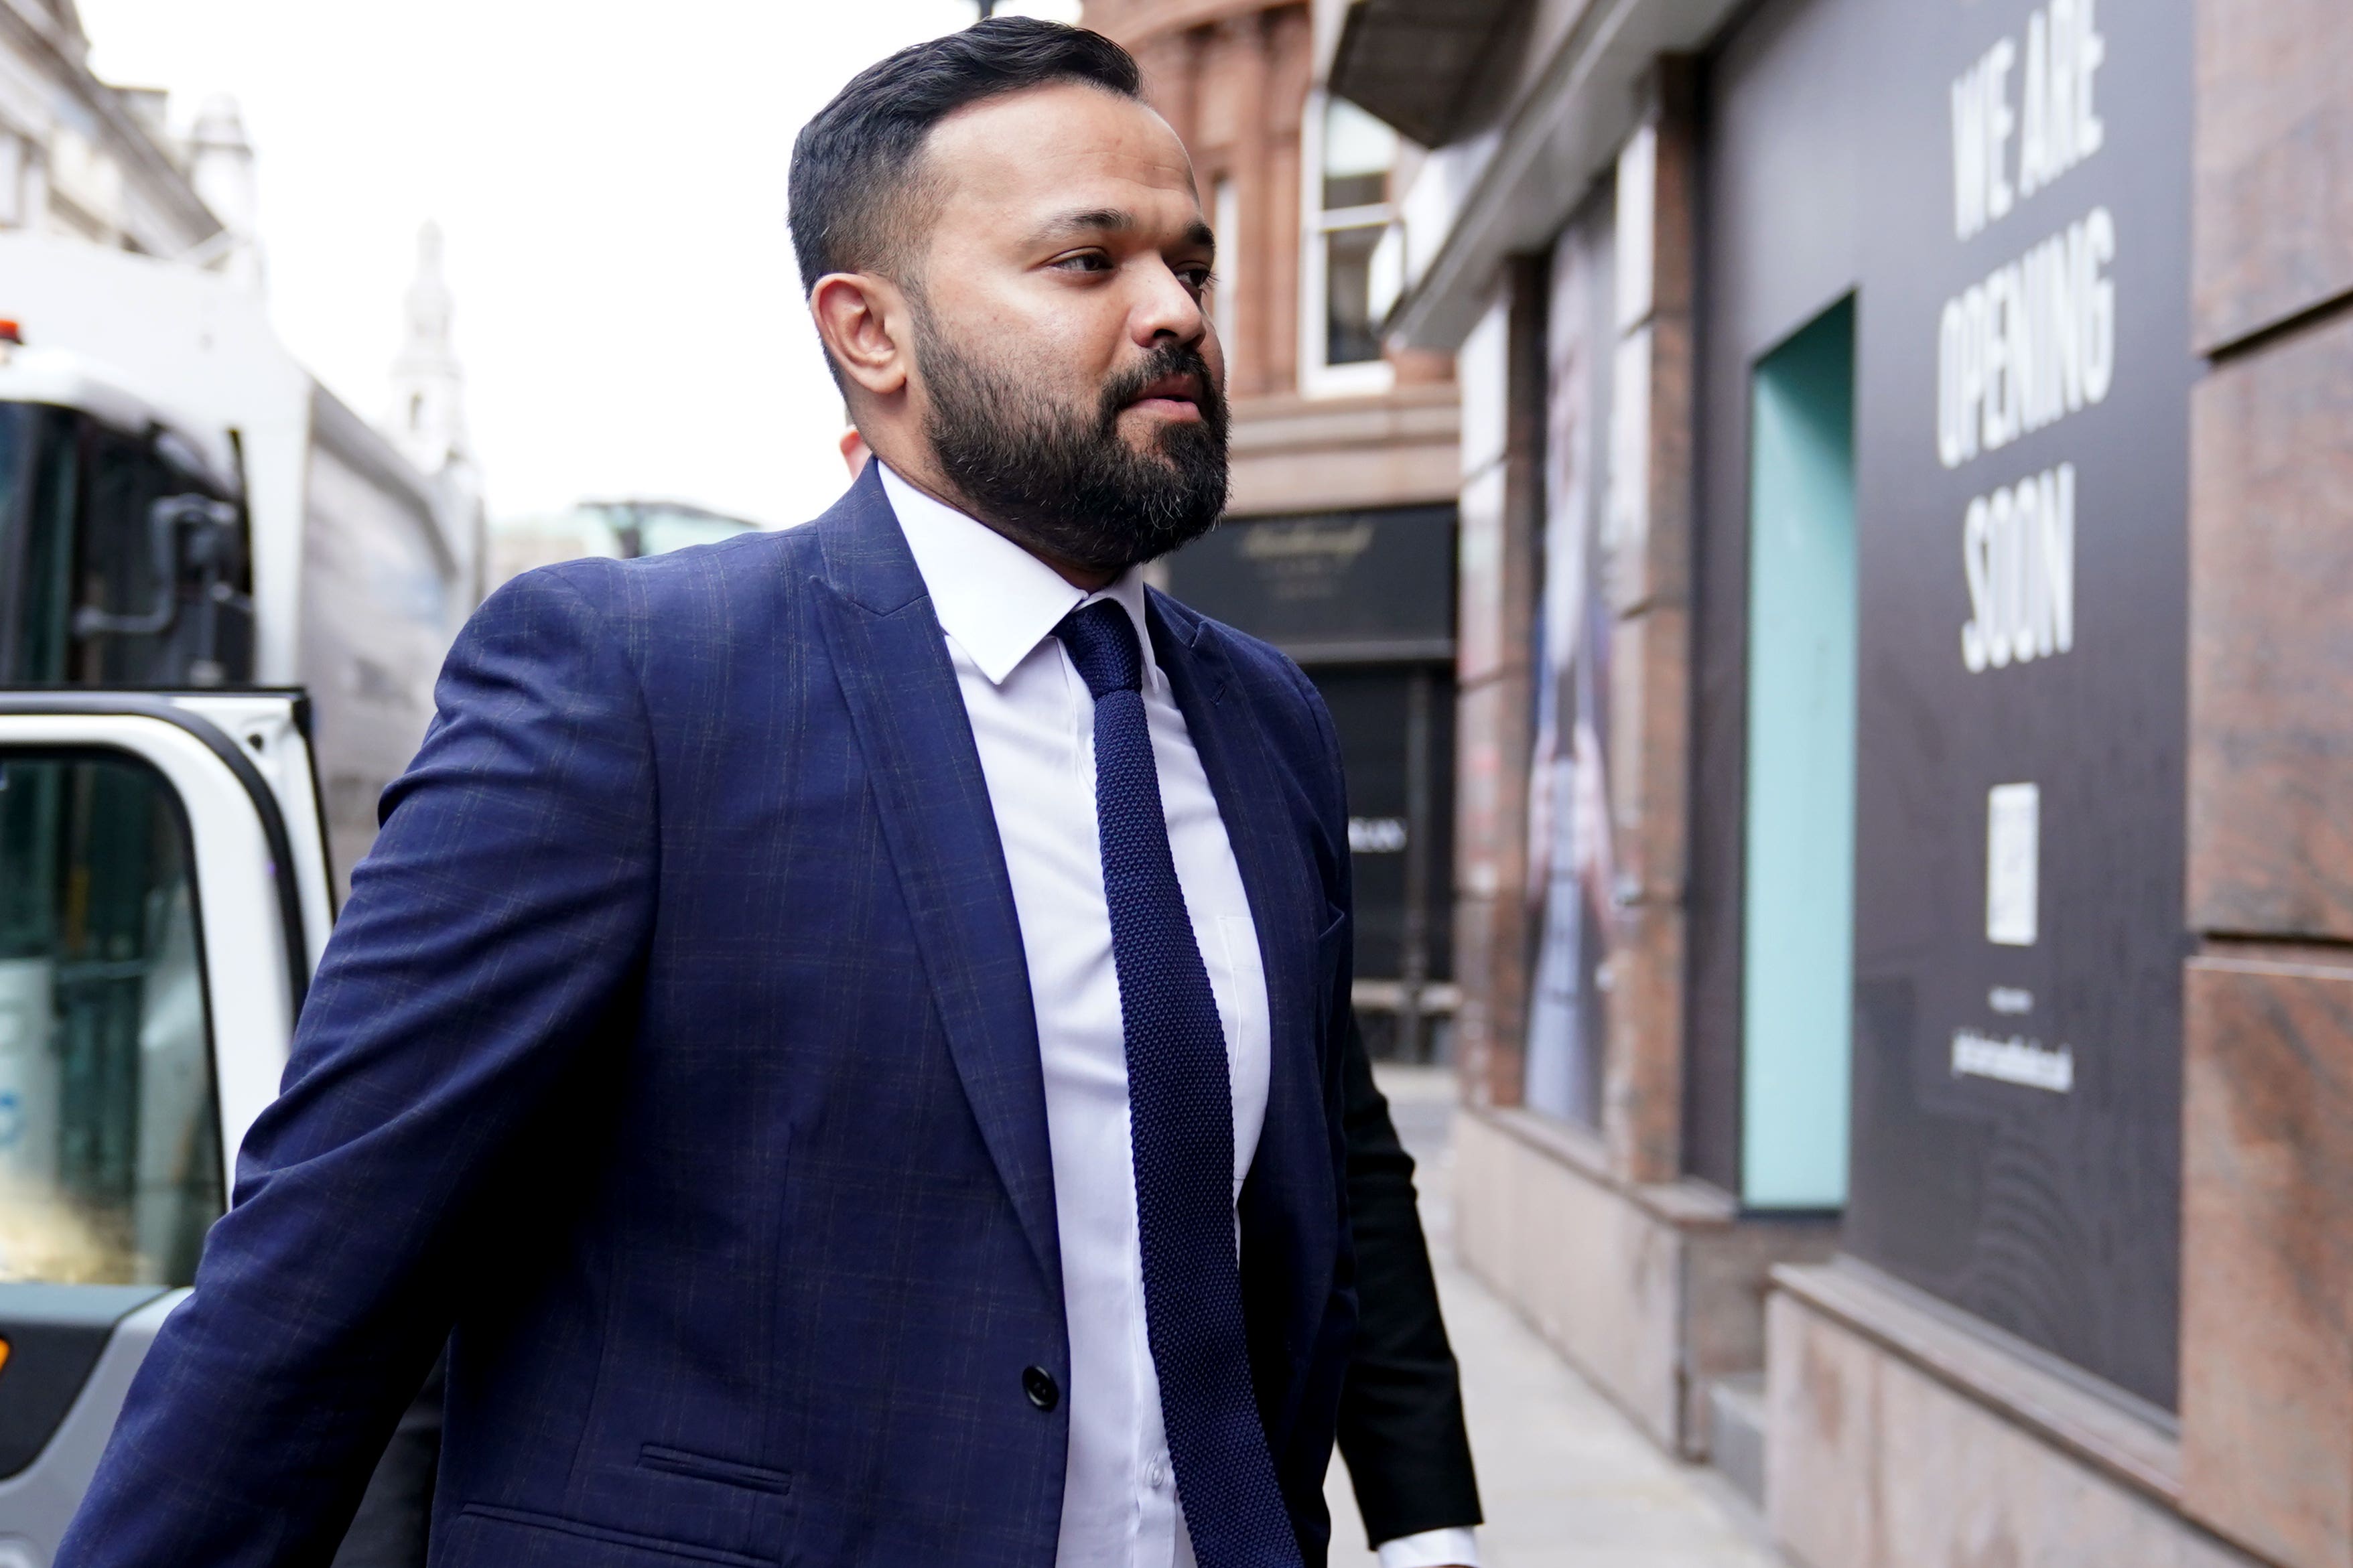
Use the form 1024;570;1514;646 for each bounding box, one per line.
0;403;80;684
0;403;254;688
1325;225;1386;366
0;753;220;1285
1308;96;1401;382
1321;98;1396;211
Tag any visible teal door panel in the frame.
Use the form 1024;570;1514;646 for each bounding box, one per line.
1741;299;1858;1209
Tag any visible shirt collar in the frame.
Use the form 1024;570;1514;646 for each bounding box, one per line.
878;461;1155;689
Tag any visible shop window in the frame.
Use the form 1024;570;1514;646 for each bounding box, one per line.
0;751;222;1285
1740;297;1857;1209
1301;94;1398;397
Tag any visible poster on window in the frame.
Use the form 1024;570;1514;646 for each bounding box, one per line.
1839;0;2194;1407
1524;203;1616;1126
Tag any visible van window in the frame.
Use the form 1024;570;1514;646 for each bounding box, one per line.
76;425;255;687
0;403;80;684
0;751;221;1284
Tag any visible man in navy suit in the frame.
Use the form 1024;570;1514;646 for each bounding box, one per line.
60;18;1419;1568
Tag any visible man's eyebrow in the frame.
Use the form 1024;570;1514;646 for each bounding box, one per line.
1024;209;1218;255
1030;207;1138;244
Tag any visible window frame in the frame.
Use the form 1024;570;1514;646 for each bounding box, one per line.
1299;89;1400;399
1210;174;1241;375
0;742;224;1283
0;704;312;1191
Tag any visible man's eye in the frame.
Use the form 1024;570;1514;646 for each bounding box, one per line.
1181;267;1215;295
1051;252;1114;274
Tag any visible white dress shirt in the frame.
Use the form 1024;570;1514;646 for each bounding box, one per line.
881;466;1477;1568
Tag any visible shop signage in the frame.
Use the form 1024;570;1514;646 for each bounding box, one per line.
1164;504;1455;660
1844;0;2193;1408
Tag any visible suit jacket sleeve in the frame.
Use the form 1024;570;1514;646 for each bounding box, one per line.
1335;1013;1483;1547
58;565;660;1568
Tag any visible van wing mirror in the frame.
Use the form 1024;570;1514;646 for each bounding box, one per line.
70;494;253;648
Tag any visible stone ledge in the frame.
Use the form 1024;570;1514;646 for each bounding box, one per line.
1228;383;1462;449
1767;1286;2265;1568
1772;1257;2181;1504
1453;1107;1692;1447
1469;1104;1738;1228
1455;1107;1833;1457
1223;386;1463;518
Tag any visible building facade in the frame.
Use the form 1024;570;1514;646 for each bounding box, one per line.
0;0;254;267
1084;0;1465;1058
1329;0;2353;1563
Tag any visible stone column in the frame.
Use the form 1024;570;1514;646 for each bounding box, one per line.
2179;4;2353;1565
1599;62;1697;1184
1262;4;1311;397
1452;258;1546;1108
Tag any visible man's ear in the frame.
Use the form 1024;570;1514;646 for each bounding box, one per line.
810;273;910;399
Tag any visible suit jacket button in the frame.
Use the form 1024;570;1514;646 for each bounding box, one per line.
1022;1365;1059;1411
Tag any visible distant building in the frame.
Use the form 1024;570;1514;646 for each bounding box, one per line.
0;0;255;275
487;500;762;589
1083;0;1461;1060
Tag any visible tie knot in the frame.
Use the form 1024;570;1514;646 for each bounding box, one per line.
1055;598;1144;699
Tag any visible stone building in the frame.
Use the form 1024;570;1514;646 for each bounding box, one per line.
0;0;257;273
1324;0;2353;1564
1083;0;1465;1058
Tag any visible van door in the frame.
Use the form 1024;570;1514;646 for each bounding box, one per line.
0;692;328;1567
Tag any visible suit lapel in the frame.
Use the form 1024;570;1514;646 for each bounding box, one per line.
810;465;1061;1298
1149;595;1338;1432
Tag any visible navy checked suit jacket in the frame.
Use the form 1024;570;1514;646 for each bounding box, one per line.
58;464;1359;1568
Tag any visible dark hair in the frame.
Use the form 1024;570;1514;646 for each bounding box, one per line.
788;17;1142;298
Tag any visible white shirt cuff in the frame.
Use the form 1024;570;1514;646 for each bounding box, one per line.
1375;1526;1480;1567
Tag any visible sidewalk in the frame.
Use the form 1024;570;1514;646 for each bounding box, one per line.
1323;1067;1788;1568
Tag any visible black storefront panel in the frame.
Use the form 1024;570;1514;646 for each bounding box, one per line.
1699;0;2194;1408
1165;508;1459;997
1167;506;1456;662
1298;666;1456;985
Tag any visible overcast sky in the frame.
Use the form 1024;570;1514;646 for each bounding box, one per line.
76;0;1083;528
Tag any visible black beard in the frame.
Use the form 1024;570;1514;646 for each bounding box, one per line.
913;313;1229;576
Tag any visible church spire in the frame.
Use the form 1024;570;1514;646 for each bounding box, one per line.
386;220;467;475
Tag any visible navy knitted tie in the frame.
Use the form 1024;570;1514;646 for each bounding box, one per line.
1055;599;1300;1568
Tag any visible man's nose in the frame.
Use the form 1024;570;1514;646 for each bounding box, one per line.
1131;262;1207;346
